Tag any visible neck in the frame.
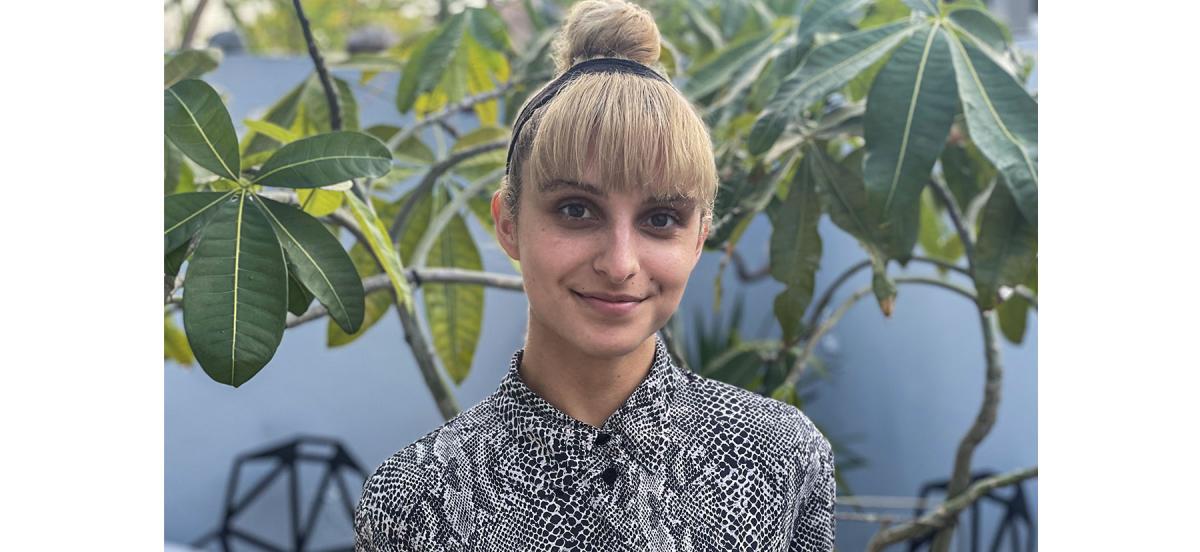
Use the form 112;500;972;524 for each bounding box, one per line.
518;316;657;428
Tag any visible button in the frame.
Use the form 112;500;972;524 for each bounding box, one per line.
600;465;619;486
594;432;612;446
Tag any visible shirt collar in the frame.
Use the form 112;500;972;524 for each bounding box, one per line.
494;333;686;473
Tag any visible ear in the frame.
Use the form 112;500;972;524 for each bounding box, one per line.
491;189;520;261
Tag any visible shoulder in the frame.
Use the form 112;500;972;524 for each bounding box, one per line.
675;372;832;461
354;398;502;546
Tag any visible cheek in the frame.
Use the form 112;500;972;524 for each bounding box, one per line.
644;242;698;290
517;223;587;285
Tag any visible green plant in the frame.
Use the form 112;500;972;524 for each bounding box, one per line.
164;76;394;386
164;1;1036;548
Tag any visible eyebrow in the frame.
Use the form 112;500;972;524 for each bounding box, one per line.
539;179;697;207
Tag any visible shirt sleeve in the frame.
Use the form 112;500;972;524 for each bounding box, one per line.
353;449;430;552
788;434;836;552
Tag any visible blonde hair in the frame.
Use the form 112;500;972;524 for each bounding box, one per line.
500;0;718;226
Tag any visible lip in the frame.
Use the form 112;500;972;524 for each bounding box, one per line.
572;290;645;317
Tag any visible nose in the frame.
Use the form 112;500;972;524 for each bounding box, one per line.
593;222;639;284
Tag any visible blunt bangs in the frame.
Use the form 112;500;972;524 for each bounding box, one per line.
522;72;718;215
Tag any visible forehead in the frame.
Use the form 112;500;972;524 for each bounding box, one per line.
536;178;696;206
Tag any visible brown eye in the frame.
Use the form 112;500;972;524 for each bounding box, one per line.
647;212;680;229
558;202;592;219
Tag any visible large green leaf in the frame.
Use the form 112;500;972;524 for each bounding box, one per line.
749;20;920;154
862;25;957;262
165;79;240;181
797;0;874;44
165;191;235;253
686;29;777;100
767;154;823;342
901;0;937;16
164;48;222;88
940;135;995;209
345;192;414;311
183;192;288;387
255;196;365;334
423;188;484;385
811;145;880;252
466;6;511;52
287;273;315;317
949;8;1010;53
948;33;1037;224
165;240;191;278
252;131;392;188
396;13;467;113
328;242;391;347
973;182;1036;310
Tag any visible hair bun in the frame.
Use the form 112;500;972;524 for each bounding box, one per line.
553;0;661;74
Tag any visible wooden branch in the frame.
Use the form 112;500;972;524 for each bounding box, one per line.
728;249;772;282
410;168;504;269
781;276;977;395
387;139;508;242
800;256;972;346
929;177;976;268
286;268;524;328
180;0;211;49
866;466;1037;552
292;0;341;131
395;302;461;420
929;309;1005;551
386;86;513;152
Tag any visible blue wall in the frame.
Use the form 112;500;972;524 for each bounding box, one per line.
166;56;1036;550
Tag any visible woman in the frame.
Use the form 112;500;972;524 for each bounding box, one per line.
354;1;835;550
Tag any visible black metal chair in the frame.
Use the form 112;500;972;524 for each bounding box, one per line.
191;435;369;552
906;470;1036;552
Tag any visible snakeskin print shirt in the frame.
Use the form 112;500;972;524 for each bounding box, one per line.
354;334;836;551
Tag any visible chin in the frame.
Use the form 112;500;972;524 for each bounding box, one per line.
560;320;656;359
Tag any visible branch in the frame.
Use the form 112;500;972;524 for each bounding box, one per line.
180;0;211;49
865;466;1037;552
395;303;461;420
410;167;504;269
729;249;772;282
781;276;977;393
387;139;508;242
930;309;1005;551
286;269;524;328
292;0;341;132
801;257;971;339
929;177;976;268
386;86;512;152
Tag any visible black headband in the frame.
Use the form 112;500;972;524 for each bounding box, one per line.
504;57;673;176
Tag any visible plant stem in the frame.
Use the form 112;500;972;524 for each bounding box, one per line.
286;268;524;328
387;139;508;242
292;0;340;132
781;276;977;390
865;466;1037;552
386;89;509;150
800;256;971;345
928;309;1005;552
180;0;211;49
930;177;976;268
411;168;504;269
396;303;461;420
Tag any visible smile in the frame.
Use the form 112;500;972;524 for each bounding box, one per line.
571;290;645;317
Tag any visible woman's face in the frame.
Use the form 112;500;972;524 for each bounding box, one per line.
492;164;708;359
